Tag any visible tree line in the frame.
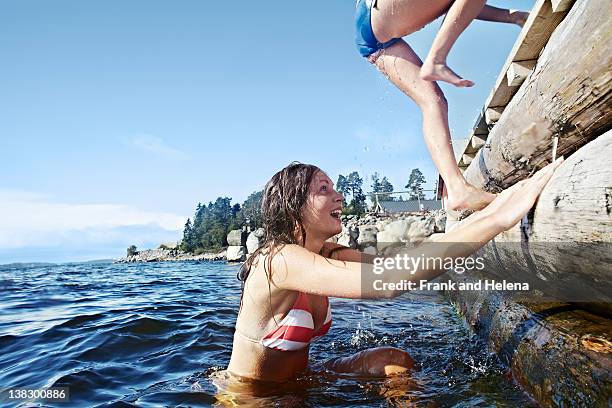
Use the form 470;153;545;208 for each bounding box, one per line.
180;191;263;253
173;168;427;253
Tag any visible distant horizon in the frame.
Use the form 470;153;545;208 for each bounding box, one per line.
0;258;115;267
0;0;535;264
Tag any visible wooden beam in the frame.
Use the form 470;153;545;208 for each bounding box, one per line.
454;0;572;166
461;152;476;165
463;0;612;190
551;0;574;13
464;137;477;154
484;0;570;109
506;60;537;86
471;134;487;150
485;107;504;125
473;112;489;135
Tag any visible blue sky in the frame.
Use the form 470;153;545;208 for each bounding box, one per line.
0;0;534;263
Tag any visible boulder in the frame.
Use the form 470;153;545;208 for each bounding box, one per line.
253;227;265;238
375;217;436;252
227;229;245;246
362;246;378;255
406;217;435;242
226;246;246;262
375;219;391;232
377;219;415;242
434;210;447;233
337;233;351;247
357;225;378;248
246;231;261;254
335;225;357;248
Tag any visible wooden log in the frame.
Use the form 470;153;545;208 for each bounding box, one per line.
506;60;537;86
475;132;612;311
463;0;612;190
445;280;612;407
485;107;504;125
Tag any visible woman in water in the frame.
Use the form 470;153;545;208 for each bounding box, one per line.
355;0;529;211
217;158;562;400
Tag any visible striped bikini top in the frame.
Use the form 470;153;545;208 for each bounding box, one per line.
236;292;332;351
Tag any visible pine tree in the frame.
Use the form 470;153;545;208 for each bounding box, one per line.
180;218;194;252
405;168;426;200
379;176;394;201
336;174;349;208
347;171;366;215
371;172;394;203
238;190;263;228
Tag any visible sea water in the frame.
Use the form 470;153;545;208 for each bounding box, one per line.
0;261;535;407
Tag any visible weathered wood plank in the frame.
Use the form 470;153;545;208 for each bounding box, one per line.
506;59;537;86
471;134;487;150
464;131;478;154
485;106;504;124
473;112;489;136
463;0;612;190
484;0;569;108
462;152;476;165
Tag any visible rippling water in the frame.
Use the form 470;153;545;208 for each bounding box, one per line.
0;261;535;407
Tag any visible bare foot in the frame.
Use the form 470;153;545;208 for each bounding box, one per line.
510;10;529;27
446;184;496;212
420;61;474;87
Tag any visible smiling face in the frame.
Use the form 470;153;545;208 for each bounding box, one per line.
300;171;344;240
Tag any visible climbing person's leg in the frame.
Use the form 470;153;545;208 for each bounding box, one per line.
370;40;496;211
477;5;529;27
419;0;486;87
323;346;415;377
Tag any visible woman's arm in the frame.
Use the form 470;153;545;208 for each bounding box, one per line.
270;213;502;299
321;242;376;264
270;159;563;300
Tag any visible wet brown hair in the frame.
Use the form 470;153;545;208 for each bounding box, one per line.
237;162;321;311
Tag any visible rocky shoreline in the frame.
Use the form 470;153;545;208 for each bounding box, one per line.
115;210;446;263
114;247;226;263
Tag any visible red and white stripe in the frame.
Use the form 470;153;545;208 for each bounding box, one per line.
313;299;332;340
260;293;332;351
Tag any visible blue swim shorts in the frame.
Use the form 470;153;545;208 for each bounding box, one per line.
354;0;400;58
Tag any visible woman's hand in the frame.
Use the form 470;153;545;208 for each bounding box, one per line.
484;157;564;230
